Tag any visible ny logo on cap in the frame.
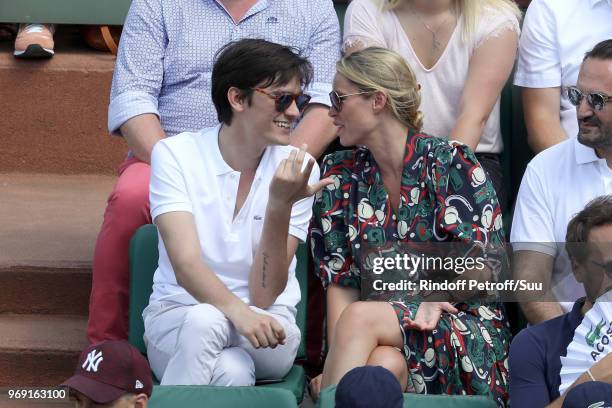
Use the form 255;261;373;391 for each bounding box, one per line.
82;349;104;372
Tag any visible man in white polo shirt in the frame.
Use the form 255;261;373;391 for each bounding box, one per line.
141;39;332;386
514;0;612;153
511;39;612;324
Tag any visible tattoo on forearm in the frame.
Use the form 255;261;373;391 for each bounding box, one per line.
262;252;269;288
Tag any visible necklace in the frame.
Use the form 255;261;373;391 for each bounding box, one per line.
413;10;453;52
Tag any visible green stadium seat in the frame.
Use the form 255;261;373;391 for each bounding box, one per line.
317;385;497;408
149;385;297;408
128;224;309;404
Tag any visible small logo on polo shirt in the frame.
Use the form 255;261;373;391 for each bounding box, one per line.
266;16;278;24
254;215;263;220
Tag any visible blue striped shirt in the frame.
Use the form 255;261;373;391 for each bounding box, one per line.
108;0;341;137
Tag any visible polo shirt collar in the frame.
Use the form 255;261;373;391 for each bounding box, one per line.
210;123;270;180
574;137;600;165
211;124;235;176
568;297;586;328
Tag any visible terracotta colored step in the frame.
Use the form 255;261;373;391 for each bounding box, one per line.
0;266;90;315
0;314;88;387
0;173;114;268
0;26;127;175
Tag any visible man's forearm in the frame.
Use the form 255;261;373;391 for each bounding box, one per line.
291;104;337;159
249;200;293;309
120;113;166;163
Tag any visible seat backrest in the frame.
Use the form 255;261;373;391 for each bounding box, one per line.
128;224;309;359
128;224;159;355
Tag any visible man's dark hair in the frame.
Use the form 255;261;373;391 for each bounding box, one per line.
583;39;612;62
566;195;612;263
211;39;313;125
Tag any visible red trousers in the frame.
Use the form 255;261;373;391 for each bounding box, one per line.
87;157;151;343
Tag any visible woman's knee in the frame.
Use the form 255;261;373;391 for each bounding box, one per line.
334;301;394;341
367;346;408;389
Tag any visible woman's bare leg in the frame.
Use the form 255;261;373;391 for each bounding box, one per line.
321;301;404;387
367;346;408;390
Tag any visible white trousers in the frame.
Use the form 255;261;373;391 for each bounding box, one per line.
142;300;300;386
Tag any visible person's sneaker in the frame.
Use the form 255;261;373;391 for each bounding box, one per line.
14;23;55;58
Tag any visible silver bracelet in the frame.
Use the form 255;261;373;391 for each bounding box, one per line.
587;368;597;382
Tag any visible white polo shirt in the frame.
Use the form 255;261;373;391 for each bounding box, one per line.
148;124;319;313
514;0;612;139
511;138;612;311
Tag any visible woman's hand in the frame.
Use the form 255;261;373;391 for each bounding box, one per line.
402;302;458;331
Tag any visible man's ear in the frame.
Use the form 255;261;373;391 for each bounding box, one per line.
227;86;247;113
133;393;149;408
372;90;388;113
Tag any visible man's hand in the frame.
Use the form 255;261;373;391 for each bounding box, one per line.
308;373;323;401
231;308;286;349
269;144;333;206
402;302;458;331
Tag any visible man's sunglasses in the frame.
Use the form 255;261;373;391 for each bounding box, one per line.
566;86;612;111
253;88;311;113
329;90;373;112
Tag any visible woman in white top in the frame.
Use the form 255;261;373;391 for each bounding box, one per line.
343;0;521;209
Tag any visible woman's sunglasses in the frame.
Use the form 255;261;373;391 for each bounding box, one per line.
328;90;373;112
253;88;311;113
566;86;612;111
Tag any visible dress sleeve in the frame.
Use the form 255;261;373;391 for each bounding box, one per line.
310;152;360;289
473;4;520;50
430;142;505;247
343;0;387;52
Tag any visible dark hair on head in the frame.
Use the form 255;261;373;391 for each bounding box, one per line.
211;38;313;125
566;195;612;263
583;39;612;62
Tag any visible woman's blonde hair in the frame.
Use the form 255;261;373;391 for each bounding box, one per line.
337;47;423;131
384;0;522;41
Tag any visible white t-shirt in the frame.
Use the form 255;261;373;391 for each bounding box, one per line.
343;0;520;154
514;0;612;139
511;138;612;311
148;124;320;314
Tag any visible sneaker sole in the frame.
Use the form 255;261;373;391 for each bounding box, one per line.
14;44;54;58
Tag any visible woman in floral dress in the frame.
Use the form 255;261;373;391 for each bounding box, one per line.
310;47;511;406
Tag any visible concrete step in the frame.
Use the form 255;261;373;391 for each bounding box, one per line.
0;314;88;387
0;266;90;315
0;25;127;175
0;173;114;269
0;173;114;315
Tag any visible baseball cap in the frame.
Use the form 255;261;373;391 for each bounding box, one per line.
61;340;153;404
335;366;404;408
562;381;612;408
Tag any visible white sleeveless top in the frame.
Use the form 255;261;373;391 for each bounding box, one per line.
343;0;520;154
